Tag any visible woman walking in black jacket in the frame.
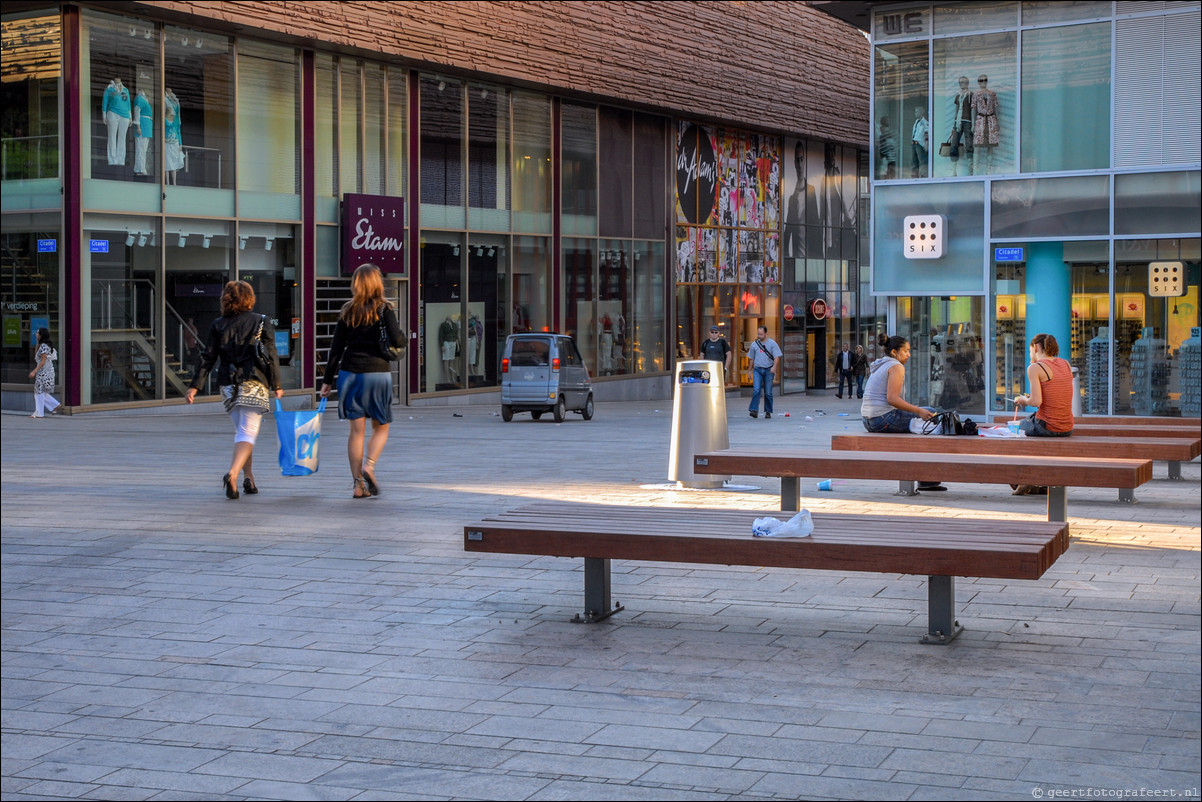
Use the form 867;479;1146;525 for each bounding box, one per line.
320;263;405;499
185;280;283;499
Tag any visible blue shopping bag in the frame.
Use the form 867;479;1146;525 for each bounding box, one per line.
276;397;326;476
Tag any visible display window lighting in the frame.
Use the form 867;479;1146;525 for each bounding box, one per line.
202;236;212;249
125;232;136;247
177;234;187;247
264;238;274;251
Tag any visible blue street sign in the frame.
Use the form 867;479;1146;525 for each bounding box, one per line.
37;239;57;252
995;246;1024;262
89;239;109;253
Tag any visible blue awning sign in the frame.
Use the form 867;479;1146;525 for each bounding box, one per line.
995;247;1024;262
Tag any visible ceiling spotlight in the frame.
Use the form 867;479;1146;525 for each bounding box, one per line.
487;247;496;257
239;236;248;250
148;232;155;246
481;88;489;99
144;29;152;40
177;234;187;247
195;38;203;48
437;80;446;92
181;36;189;46
476;246;484;257
264;238;274;251
129;27;137;37
125;232;136;247
451;245;459;256
137;233;148;247
202;236;212;249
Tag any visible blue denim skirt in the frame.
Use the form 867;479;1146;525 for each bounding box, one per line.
337;370;392;423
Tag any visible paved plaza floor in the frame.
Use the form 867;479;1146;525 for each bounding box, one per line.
2;396;1199;801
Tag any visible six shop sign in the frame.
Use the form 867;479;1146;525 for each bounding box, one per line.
342;194;405;275
809;298;829;320
902;214;946;259
675;123;717;225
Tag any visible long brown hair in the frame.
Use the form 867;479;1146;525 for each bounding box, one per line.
220;280;255;316
341;263;390;327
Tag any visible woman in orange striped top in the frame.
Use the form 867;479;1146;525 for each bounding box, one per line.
1015;333;1074;438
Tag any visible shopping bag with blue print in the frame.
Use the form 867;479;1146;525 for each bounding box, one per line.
276;397;326;476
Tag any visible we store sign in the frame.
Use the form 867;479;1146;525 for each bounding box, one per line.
342;194;405;276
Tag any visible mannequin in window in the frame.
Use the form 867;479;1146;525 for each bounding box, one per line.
599;314;614;375
439;315;459;384
948;75;974;176
467;314;481;374
876;115;897;179
132;89;154;176
102;78;131;166
164;88;185;183
972;74;999;175
910;106;929;178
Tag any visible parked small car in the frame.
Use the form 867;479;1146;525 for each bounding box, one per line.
500;333;594;422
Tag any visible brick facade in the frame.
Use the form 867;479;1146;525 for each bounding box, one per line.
133;0;869;146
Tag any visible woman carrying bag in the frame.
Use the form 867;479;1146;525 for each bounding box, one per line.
28;327;63;417
320;263;405;499
185;280;283;499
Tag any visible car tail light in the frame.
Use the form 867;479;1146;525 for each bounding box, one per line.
551;357;560;372
501;357;509;374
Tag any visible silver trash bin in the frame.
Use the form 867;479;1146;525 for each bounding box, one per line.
668;359;730;488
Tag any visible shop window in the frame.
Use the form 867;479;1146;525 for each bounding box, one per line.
599;108;633;238
466;234;505;387
163;25;233;191
633;113;667;241
237;41;299;218
1;12;60;191
340;59;362;197
898;295;986;412
314;55;337;217
237;222;301;391
874;40;927;180
468;82;510;231
419;234;464;393
511;236;550;335
0;213;61;388
631;240;666;374
991;175;1109;238
563;237;596;367
561;104;597;235
364;63;386;196
386;67;406;198
930;32;1016;177
1114;171;1202;236
933;2;1017;35
1022;1;1109;25
873;181;986;295
1021;23;1110;173
512;91;552;233
419;76;464;228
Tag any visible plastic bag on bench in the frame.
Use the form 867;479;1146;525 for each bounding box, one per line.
752;510;814;538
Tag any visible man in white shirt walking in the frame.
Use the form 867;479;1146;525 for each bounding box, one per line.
747;326;782;419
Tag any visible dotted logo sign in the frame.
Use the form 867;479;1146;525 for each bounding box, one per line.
902;215;946;259
1148;261;1184;297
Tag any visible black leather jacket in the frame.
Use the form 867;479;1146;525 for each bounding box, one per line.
190;310;282;391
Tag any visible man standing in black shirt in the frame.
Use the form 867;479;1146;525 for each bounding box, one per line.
699;325;733;384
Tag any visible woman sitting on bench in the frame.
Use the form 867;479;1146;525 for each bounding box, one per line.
1010;333;1074;496
1014;333;1074;439
861;333;945;491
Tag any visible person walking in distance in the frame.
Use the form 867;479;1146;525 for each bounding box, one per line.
747;326;782;419
833;342;854;399
28;327;62;417
699;325;733;385
852;344;869;399
320;263;405;499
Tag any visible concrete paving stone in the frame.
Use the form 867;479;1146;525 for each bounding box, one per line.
637;762;765;793
707;733;893;768
222;779;363;800
1030;726;1155;751
39;740;223;774
1019;759;1202;792
879;747;1030;780
747;770;917;800
4;778;102;799
466;713;605;743
527;778;723;800
190;751;344;783
922;718;1037;743
0;734;83;761
83;767;250;796
496;737;592;757
8;759;115;784
688;717;783;738
314;703;488;733
135;722;322;752
41;715;169;741
300;734;514;769
581;723;725;753
494;751;652;782
972;740;1164;768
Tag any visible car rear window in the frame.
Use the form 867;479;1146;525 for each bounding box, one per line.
511;339;550;366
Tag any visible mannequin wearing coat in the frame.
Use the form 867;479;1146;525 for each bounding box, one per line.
102;78;131;166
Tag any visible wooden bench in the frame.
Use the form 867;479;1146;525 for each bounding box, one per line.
694;448;1152;527
829;434;1199;498
989;414;1200;428
986;417;1200;440
464;502;1069;644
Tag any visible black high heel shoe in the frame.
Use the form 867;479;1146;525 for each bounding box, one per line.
243;478;259;495
223;473;239;500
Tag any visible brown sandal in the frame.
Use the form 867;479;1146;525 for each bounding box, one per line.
352;477;369;499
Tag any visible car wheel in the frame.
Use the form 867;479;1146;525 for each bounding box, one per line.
553;396;566;423
501;404;513;422
581;395;594;420
531;411;543;420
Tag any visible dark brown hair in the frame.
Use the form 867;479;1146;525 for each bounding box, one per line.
220;280;255;316
341;263;390;327
877;333;908;357
1030;333;1059;357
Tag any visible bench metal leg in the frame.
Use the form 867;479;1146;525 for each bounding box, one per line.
1046;486;1068;522
1117;487;1137;504
1168;461;1182;480
781;477;800;512
572;557;623;624
922;575;962;645
896;480;918;496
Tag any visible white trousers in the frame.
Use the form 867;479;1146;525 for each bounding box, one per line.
134;136;151;175
230;407;264;444
106;111;130;166
34;391;60;417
